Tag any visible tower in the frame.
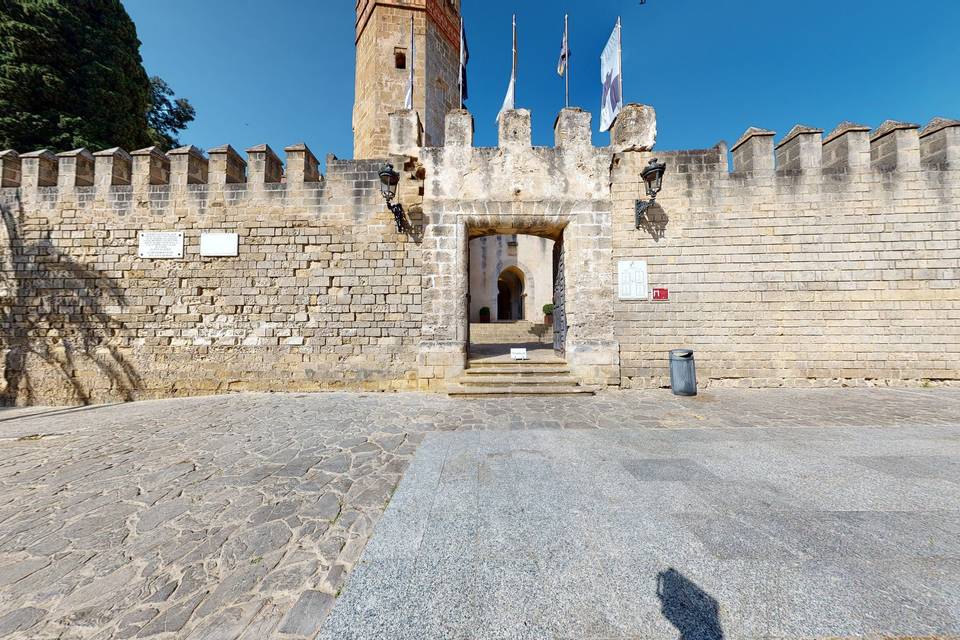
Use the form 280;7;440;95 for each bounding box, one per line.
353;0;461;158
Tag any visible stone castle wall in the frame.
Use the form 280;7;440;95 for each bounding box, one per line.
612;119;960;388
0;144;423;404
1;107;957;405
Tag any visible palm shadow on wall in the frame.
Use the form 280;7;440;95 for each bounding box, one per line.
1;197;140;405
657;567;724;640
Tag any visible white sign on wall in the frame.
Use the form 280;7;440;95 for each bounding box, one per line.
618;260;649;300
200;232;239;257
138;231;184;259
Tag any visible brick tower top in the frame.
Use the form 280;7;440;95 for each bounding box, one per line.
353;0;461;158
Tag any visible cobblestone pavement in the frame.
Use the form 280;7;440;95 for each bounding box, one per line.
0;387;958;639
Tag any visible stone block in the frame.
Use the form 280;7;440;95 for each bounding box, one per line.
285;143;320;183
822;122;871;171
20;149;58;187
0;150;20;187
131;146;170;186
610;104;657;152
554;108;592;148
919;117;960;167
498;109;532;149
56;148;95;187
93;148;132;187
870;120;920;171
246;144;283;183
389;109;423;156
444;110;473;147
731;127;775;175
168;145;208;185
208;145;246;184
775;125;822;172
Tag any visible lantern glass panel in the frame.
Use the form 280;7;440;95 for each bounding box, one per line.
378;165;399;200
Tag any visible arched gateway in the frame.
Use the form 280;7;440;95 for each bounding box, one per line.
407;108;623;388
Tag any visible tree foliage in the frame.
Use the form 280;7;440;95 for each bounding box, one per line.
0;0;194;152
147;76;195;150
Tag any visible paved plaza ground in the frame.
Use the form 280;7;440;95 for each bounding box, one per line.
0;388;958;638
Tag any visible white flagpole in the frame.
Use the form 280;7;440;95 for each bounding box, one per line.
497;14;516;123
617;17;623;111
512;14;517;106
564;14;569;108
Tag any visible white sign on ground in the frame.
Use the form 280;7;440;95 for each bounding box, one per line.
200;233;239;257
618;260;648;300
138;231;184;259
510;348;529;361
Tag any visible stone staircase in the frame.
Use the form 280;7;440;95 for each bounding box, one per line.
469;321;553;345
448;360;596;397
448;333;595;397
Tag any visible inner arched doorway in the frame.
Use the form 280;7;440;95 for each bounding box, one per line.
496;267;525;321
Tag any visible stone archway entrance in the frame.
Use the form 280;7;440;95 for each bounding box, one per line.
417;201;620;390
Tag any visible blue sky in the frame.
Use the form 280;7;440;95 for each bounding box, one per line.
124;0;960;160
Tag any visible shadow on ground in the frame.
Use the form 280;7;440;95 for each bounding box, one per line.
657;568;724;640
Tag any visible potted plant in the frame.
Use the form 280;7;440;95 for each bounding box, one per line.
543;303;555;327
479;306;491;323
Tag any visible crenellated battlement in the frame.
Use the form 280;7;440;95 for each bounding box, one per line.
0;142;328;192
0;140;414;219
730;117;960;178
3;107;956;215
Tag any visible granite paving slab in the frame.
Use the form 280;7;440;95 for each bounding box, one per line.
320;424;960;639
0;388;958;638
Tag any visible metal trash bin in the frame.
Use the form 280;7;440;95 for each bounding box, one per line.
668;349;697;396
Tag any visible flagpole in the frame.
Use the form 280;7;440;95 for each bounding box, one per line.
512;14;517;106
564;14;569;108
617;16;623;111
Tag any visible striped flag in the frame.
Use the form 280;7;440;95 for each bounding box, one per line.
557;15;569;77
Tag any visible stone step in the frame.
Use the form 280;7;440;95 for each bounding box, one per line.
463;366;571;376
457;374;580;387
469;322;553;344
447;385;596;398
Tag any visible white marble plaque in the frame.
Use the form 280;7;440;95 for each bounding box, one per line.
200;232;239;257
618;260;649;300
510;348;529;361
138;231;183;259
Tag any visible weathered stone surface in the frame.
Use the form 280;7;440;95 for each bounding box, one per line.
0;606;46;635
0;389;957;638
278;590;335;636
610;103;657;152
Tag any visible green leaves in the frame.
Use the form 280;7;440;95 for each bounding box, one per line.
0;0;178;152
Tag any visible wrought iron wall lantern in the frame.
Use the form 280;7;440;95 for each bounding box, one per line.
378;163;408;233
635;158;667;229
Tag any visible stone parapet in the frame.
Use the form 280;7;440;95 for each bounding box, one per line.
207;144;246;184
56;148;95;187
93;148;133;188
870;120;921;171
919;117;960;168
0;150;20;187
731;127;776;176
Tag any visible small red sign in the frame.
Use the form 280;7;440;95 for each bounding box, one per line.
652;288;669;301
